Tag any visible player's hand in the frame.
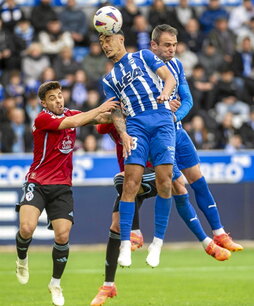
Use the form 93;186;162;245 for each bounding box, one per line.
120;132;133;158
99;97;119;113
169;99;181;112
157;94;169;103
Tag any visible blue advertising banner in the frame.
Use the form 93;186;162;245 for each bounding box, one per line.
0;151;254;187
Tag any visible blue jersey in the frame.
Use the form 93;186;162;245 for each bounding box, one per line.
103;49;171;117
165;58;193;122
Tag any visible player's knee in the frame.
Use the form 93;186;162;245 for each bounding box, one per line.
55;229;70;244
172;180;187;196
156;178;172;197
124;180;140;194
20;222;36;239
110;224;120;233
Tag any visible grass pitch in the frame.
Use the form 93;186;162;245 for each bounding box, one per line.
0;245;253;306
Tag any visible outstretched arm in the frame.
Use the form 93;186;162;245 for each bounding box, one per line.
111;108;133;158
58;97;118;129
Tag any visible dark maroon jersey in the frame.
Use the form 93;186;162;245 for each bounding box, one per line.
26;108;80;185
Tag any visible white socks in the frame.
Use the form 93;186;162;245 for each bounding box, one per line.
212;228;225;236
50;277;61;287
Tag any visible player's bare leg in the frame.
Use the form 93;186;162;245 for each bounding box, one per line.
16;205;40;284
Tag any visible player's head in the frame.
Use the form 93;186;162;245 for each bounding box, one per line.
99;30;126;62
38;81;64;115
151;24;178;62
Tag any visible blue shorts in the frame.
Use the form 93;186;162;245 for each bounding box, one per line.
175;128;200;170
172;161;182;181
125;109;175;167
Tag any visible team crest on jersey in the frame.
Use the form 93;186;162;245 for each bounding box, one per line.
59;135;74;154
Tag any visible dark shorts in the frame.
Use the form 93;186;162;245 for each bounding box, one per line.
16;182;74;226
113;167;157;212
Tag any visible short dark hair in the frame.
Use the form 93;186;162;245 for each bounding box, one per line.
151;24;178;44
38;81;61;100
98;29;124;38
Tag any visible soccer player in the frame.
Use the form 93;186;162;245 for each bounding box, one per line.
15;81;118;306
150;24;243;260
99;30;177;268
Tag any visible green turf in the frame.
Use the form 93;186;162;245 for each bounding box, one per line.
0;247;253;305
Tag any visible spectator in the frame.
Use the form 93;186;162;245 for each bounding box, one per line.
71;69;88;108
213;67;245;103
40;66;57;83
53;46;79;80
199;0;229;34
5;70;25;107
0;96;16;124
82;134;99;152
14;18;35;48
30;0;57;35
208;17;236;63
232;36;254;104
215;95;250;126
188;64;215;111
188;115;216;149
132;15;151;50
225;134;245;153
59;0;89;47
38;18;74;63
228;0;254;34
180;18;206;53
175;41;198;77
0;17;26;72
236;16;254;47
0;0;25;32
199;42;224;78
24;93;41;129
120;0;142;34
1;107;32;153
22;42;50;88
81;89;101;112
239;106;254;148
147;0;172;29
82;40;108;86
216;112;238;149
170;0;198;34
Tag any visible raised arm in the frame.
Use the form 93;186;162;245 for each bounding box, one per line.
156;65;176;103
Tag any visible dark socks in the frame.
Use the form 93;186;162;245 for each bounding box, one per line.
16;231;32;259
52;241;69;279
105;230;120;282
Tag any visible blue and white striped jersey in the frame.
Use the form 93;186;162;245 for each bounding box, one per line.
102;49;171;117
165;58;193;122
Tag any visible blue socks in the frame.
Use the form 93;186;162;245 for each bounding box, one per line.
119;201;135;241
190;176;223;230
174;194;207;241
154;195;172;239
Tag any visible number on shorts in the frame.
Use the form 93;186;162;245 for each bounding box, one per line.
132;137;138;150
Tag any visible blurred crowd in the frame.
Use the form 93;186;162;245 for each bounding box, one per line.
0;0;254;154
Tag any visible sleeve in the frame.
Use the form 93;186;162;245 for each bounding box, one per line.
174;60;193;121
35;113;65;131
141;49;165;73
103;77;119;100
96;123;114;134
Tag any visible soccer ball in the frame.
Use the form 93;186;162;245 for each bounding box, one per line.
93;6;123;35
